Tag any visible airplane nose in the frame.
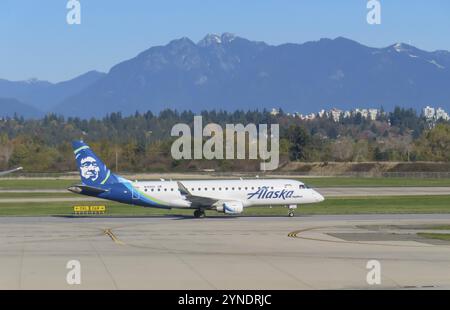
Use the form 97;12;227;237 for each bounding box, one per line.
314;190;325;202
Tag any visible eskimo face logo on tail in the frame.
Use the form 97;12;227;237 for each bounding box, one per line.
247;187;294;200
79;156;100;181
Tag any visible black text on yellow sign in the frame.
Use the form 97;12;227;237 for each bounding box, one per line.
73;205;106;214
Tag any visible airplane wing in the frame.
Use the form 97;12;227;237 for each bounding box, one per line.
0;167;23;176
177;181;218;208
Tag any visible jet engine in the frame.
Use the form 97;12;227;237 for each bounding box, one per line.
216;201;244;214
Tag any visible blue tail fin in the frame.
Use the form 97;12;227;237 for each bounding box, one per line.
72;141;121;186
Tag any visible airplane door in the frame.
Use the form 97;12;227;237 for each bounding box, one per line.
132;187;140;200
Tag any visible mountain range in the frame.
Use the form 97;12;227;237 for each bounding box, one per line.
1;33;450;118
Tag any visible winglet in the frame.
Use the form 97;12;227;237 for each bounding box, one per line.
177;181;191;196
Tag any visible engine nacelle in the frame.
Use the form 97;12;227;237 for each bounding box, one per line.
216;201;244;214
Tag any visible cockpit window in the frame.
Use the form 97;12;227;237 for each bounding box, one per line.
299;185;305;189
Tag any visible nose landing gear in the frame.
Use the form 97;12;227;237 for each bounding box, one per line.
194;209;205;218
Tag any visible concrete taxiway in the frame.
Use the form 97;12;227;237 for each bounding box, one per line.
0;215;449;289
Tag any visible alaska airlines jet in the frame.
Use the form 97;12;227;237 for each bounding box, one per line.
68;141;324;217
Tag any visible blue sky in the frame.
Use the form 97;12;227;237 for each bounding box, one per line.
1;0;449;82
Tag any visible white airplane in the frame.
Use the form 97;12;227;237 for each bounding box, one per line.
0;167;23;176
68;141;325;217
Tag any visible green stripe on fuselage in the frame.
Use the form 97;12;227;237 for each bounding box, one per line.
133;186;169;207
100;170;111;185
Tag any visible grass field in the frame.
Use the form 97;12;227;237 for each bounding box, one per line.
0;195;449;216
0;176;449;216
0;179;76;190
417;233;450;241
424;225;450;230
1;177;450;190
302;177;450;188
0;192;76;198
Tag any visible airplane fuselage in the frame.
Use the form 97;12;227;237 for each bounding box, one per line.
81;178;324;210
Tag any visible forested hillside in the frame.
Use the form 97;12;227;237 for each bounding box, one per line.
0;108;449;172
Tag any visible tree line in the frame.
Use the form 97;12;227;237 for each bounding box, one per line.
0;107;449;172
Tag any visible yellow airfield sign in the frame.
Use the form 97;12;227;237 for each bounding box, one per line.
73;205;106;214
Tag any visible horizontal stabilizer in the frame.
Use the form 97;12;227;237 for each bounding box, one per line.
68;184;109;195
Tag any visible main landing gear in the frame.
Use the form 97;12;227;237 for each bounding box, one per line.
194;209;205;218
288;204;297;217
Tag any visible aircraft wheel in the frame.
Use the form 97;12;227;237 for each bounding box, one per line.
288;211;295;217
194;209;205;218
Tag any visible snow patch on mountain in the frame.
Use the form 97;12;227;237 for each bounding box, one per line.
428;59;445;69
